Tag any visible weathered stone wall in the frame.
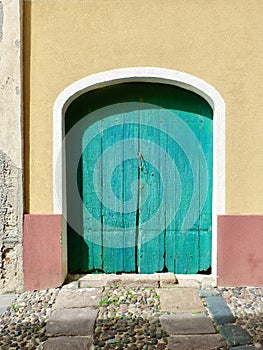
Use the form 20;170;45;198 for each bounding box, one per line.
0;151;23;292
0;0;23;293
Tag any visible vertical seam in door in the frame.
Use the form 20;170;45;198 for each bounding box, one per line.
135;101;141;273
122;113;125;272
100;119;104;272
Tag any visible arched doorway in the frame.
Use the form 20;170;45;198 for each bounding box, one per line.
64;82;213;274
53;67;225;278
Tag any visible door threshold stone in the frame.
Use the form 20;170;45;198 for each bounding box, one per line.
78;273;177;288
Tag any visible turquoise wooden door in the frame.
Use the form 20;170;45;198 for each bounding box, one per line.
66;83;212;274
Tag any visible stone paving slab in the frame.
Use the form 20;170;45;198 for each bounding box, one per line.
0;294;18;305
160;313;216;335
46;308;97;336
158;288;205;313
219;325;252;347
0;307;7;314
167;334;227;349
43;336;93;349
53;288;102;310
0;294;17;315
205;295;236;326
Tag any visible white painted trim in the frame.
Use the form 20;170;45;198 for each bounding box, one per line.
53;67;225;278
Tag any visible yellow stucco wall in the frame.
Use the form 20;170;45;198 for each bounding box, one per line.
24;0;263;214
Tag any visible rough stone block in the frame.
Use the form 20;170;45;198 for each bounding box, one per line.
53;288;101;310
79;273;169;288
160;313;216;335
168;334;227;349
219;325;252;347
43;336;93;349
156;273;177;287
175;276;200;288
205;296;235;326
200;276;217;289
79;274;108;288
46;308;97;336
61;281;79;290
114;274;159;287
158;288;205;313
105;275;124;286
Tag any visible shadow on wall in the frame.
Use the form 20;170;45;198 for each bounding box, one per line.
23;0;32;213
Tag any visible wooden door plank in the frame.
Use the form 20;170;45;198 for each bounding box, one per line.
199;230;212;271
165;110;200;273
198;103;213;271
138;107;164;273
174;230;199;273
82;121;103;272
161;115;179;273
180;110;200;274
123;113;139;272
101;115;124;273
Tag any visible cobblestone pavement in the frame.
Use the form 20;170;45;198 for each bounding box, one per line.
93;286;169;349
0;275;262;349
219;287;263;346
0;289;59;349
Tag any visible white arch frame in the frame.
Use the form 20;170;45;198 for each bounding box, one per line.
53;67;225;278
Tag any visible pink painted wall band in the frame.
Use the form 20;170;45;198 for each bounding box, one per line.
23;214;263;290
23;214;63;291
217;215;263;286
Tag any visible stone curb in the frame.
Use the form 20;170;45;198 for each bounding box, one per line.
203;293;256;349
75;273;216;289
205;295;236;326
219;324;253;348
